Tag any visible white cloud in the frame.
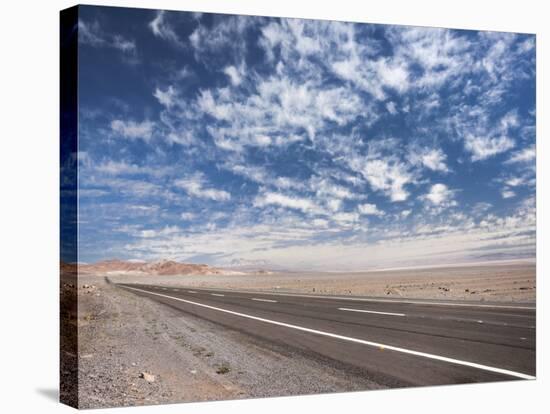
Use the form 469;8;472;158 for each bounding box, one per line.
500;110;519;130
361;159;413;202
252;135;272;146
189;16;255;64
332;212;360;225
389;27;472;89
418;148;449;172
174;174;231;201
358;203;384;216
112;35;136;53
464;134;515;161
506;145;535;163
424;183;455;207
223;65;243;86
95;161;141;175
149;11;182;46
111;120;154;141
140;225;181;239
78;21;105;46
312;178;356;201
79;20;136;55
327;199;342;212
198;76;363;150
505;177;525;187
386;101;398;115
254;192;318;213
501;189;516;199
180;212;196;220
153;86;177;108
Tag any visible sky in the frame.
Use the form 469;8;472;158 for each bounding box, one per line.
73;5;536;271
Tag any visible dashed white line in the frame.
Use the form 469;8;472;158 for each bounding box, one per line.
252;298;278;303
211;293;225;297
121;285;535;380
182;289;535;310
339;307;405;317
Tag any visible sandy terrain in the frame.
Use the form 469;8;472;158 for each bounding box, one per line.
106;261;536;303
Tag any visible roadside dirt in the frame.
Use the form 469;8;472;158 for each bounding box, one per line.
76;275;383;408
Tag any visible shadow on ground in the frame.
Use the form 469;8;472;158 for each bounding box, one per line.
36;388;58;402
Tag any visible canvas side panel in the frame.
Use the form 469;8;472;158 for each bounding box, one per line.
60;5;79;409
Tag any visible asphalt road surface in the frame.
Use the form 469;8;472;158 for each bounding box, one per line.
116;283;536;388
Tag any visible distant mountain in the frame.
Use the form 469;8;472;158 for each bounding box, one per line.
78;259;242;276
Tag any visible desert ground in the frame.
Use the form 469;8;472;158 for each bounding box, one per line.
106;260;536;303
62;260;535;408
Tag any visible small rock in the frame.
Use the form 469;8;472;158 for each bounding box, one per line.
216;365;230;375
139;372;155;382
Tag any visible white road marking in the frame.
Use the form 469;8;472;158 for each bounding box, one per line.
121;286;535;380
181;289;535;310
211;293;225;297
187;291;197;294
339;307;405;317
252;298;278;303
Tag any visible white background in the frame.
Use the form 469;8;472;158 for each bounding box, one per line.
0;0;547;412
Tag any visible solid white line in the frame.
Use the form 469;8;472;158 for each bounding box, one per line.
339;307;405;317
211;293;225;297
121;286;534;380
252;298;278;303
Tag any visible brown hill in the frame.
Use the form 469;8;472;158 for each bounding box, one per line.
78;259;224;276
60;261;78;275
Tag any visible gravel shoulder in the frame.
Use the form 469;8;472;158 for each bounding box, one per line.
76;275;383;408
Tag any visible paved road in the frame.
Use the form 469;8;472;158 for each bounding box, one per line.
116;283;536;387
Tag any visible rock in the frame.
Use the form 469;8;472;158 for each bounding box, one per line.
139;372;155;382
216;365;230;375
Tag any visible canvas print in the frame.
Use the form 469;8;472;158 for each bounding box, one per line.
60;5;536;409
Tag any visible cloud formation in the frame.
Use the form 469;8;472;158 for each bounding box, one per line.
76;8;536;270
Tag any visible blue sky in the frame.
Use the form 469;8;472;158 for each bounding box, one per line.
74;6;536;270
